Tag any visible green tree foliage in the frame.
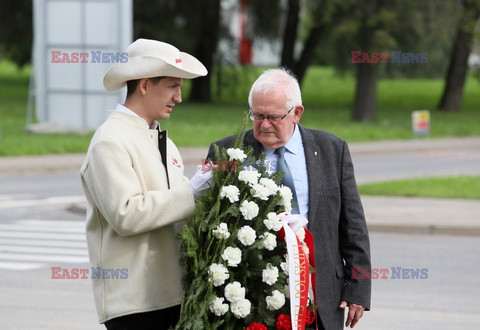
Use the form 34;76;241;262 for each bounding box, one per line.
281;0;341;84
317;0;461;79
315;0;457;121
437;0;480;111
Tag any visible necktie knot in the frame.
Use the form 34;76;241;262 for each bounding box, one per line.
274;146;287;157
274;145;299;214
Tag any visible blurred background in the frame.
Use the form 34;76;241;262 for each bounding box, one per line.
0;0;479;151
0;0;479;329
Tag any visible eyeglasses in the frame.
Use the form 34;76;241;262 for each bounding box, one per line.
249;107;294;123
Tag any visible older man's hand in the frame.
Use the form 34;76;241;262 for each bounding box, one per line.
339;301;365;328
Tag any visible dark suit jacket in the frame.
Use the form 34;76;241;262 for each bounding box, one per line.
207;125;371;329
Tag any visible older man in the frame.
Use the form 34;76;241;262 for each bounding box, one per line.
207;68;371;329
81;39;210;329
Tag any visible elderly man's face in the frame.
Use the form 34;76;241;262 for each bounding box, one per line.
251;89;303;150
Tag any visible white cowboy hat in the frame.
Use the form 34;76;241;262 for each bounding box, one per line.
103;38;208;92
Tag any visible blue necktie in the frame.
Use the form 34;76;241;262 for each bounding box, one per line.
275;147;299;214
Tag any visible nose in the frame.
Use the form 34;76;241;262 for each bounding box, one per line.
260;117;272;128
173;88;182;103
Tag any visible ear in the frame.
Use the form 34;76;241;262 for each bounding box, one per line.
292;105;304;124
138;78;150;96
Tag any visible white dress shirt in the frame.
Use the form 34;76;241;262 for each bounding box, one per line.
263;125;309;218
115;103;159;130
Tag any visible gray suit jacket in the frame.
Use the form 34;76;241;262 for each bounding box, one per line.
207;125;371;329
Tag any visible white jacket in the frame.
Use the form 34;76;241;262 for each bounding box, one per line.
80;111;195;323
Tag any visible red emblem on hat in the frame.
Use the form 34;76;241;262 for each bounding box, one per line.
175;58;182;63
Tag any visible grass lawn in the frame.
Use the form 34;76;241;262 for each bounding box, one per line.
0;61;479;155
358;176;480;200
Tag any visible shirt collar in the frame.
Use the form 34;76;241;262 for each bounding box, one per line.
115;103;159;130
284;124;302;155
262;124;302;155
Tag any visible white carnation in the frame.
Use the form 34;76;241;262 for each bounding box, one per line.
259;177;279;194
295;226;306;242
280;258;289;276
208;263;229;286
221;246;242;267
220;185;240;203
250;183;271;200
212;222;230;239
266;290;286;310
227;148;247;162
263;212;283;231
262;263;279;285
224;281;245;302
237;226;256;246
284;285;290;299
209;297;229;316
238;170;261;186
239;200;259;220
278;185;293;213
230;298;251;318
261;232;277;251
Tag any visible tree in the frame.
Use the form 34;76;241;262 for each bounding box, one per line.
331;0;427;122
280;0;331;85
134;0;222;102
188;0;222;102
0;0;32;67
437;0;480;111
277;0;424;121
351;0;381;122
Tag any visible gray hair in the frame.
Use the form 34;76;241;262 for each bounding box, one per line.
248;68;302;112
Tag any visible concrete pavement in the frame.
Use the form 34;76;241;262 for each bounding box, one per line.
1;137;479;235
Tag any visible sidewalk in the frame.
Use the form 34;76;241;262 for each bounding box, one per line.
1;137;480;235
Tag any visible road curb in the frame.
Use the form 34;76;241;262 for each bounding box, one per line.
68;200;480;236
349;136;480;156
1;137;479;176
367;224;480;236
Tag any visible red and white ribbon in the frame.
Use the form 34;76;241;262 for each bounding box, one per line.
279;213;312;329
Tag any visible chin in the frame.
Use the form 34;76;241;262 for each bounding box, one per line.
258;138;280;150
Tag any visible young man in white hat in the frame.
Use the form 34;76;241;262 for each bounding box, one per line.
80;38;211;329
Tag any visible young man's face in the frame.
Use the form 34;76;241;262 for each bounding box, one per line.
144;77;183;122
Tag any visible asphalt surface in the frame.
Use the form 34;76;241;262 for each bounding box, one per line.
1;136;479;235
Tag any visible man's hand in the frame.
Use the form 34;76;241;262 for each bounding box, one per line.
189;165;213;198
339;301;365;328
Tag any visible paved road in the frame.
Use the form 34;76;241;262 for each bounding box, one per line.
353;150;480;184
1;227;478;329
0;137;479;328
